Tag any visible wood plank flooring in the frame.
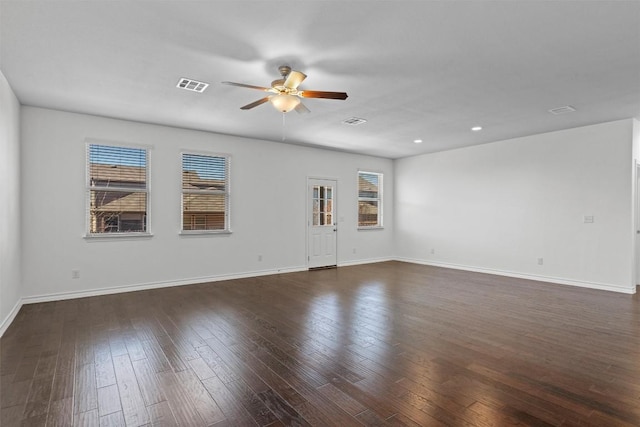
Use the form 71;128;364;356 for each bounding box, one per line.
2;261;640;426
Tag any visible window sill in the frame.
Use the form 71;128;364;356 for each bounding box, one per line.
84;232;153;241
358;226;384;231
179;230;232;236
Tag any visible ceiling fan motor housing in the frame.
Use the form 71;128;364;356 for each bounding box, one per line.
278;65;292;77
271;79;286;91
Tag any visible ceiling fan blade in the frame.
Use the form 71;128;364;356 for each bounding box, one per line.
222;81;272;91
240;97;270;110
299;90;348;100
284;71;307;90
295;102;310;114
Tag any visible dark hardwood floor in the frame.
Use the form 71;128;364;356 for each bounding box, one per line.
2;261;640;426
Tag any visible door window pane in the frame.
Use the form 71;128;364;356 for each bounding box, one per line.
312;185;334;227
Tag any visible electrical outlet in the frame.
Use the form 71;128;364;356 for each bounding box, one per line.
430;248;435;255
258;255;263;262
537;258;543;265
71;269;80;279
352;248;356;254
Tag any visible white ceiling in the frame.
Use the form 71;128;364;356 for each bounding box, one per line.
1;1;639;159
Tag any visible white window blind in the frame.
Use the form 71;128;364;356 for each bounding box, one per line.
87;143;149;235
182;152;230;232
358;171;383;228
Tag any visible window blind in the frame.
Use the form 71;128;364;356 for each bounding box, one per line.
182;153;230;232
358;171;383;227
87;143;149;234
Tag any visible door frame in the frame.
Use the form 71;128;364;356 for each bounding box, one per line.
634;161;639;287
306;176;338;268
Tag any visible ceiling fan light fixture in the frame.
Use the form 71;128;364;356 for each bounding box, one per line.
223;66;347;113
270;94;300;113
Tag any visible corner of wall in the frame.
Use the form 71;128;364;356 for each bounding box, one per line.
632;118;640;288
633;118;640;161
0;299;23;337
0;69;23;337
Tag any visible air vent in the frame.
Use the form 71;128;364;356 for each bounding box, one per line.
176;78;209;93
342;117;368;126
548;105;576;115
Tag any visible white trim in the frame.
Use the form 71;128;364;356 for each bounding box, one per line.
0;298;23;338
307;175;340;181
5;258;634;336
20;266;308;305
85;137;153;151
632;160;639;287
180;148;231;158
179;230;232;236
396;257;636;294
84;232;153;240
338;256;393;267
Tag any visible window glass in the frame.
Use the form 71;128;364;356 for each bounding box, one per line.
87;144;148;235
358;171;383;228
182;153;230;232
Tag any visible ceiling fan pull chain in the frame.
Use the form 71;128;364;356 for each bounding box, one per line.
282;112;286;141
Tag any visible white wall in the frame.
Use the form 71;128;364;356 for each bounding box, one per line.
11;104;639;320
20;107;394;300
0;70;22;333
394;120;636;293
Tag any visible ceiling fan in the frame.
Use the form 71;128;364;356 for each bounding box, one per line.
222;65;348;113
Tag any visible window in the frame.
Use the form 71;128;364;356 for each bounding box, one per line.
358;171;383;228
87;143;149;235
182;152;230;232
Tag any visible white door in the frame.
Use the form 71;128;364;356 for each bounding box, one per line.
308;179;337;268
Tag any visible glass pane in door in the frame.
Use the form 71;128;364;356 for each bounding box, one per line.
312;185;334;226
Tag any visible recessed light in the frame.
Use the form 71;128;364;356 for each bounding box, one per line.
471;126;482;131
413;139;423;144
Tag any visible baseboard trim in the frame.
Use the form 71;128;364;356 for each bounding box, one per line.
338;257;394;267
21;266;308;305
0;298;23;338
9;257;634;335
16;258;394;308
396;257;636;294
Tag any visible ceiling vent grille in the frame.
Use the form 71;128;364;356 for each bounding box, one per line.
548;105;576;115
342;117;368;126
176;78;209;93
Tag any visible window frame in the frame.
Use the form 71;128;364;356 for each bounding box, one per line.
180;150;231;235
85;140;152;238
357;170;383;229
